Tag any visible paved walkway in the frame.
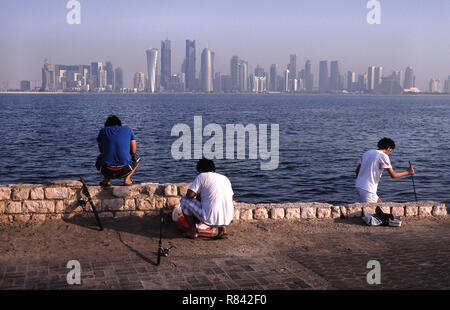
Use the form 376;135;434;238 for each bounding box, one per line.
1;218;449;290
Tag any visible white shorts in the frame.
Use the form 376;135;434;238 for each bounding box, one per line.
356;187;379;203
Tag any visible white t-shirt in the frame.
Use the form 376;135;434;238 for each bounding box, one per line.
355;149;392;194
189;172;234;226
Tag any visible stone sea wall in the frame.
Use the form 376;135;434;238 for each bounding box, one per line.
0;180;448;223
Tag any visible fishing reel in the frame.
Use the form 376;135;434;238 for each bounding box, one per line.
159;244;176;257
77;197;87;211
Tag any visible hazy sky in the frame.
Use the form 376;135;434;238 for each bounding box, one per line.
1;0;450;90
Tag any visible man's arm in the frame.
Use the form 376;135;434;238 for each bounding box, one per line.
355;164;361;177
186;189;196;199
386;166;414;179
130;140;137;154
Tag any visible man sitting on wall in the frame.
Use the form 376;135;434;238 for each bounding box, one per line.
180;158;234;239
96;115;140;187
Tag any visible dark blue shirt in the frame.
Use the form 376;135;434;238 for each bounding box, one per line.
97;125;136;167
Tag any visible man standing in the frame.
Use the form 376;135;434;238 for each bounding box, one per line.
180;158;234;239
96;115;140;186
355;137;414;202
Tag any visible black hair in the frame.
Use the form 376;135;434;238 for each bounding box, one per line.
377;137;396;150
196;157;216;173
104;115;122;127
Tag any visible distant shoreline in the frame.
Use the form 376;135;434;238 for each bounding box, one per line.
2;91;450;96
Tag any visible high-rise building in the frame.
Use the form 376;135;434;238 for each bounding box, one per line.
161;39;171;90
254;65;265;78
133;72;145;92
214;72;222;92
444;76;450;93
367;66;376;90
304;60;314;92
358;73;368;91
200;48;213;92
347;71;356;91
104;61;114;91
330;61;341;91
91;62;105;90
146;48;158;93
403;67;415;89
288;54;297;82
429;79;441;93
319;61;329;92
20;80;31;91
41;59;56;91
239;60;248;92
284;69;290;92
374;66;383;89
185;40;196;91
230;55;240;92
114;67;123;91
269;64;278;91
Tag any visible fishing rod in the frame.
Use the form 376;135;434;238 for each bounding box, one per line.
409;160;418;202
156;210;175;266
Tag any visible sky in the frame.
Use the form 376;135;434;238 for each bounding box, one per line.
1;0;450;90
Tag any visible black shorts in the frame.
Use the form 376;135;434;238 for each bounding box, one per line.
98;153;140;179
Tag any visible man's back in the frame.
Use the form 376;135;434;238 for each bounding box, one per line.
97;125;135;167
189;172;234;226
355;149;392;193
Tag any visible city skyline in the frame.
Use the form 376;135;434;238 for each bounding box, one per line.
1;1;450;90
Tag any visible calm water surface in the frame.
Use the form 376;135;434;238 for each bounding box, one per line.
0;93;449;204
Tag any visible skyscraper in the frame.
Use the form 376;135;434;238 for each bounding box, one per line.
146;48;158;93
367;66;376;90
329;61;341;91
91;62;104;90
41;59;56;91
134;72;145;92
161;39;171;90
269;64;278;91
239;60;248;92
104;61;114;91
429;79;441;93
304;60;314;92
114;67;123;92
288;54;297;82
403;66;415;89
319;61;329;92
374;66;383;89
347;71;356;91
200;48;213;92
230;55;240;92
185;40;196;91
284;69;290;92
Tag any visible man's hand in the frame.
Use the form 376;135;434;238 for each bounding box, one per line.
186;189;196;199
407;165;415;175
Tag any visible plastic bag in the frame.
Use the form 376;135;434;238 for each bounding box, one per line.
362;213;382;226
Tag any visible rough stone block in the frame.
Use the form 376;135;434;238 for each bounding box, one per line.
6;201;22;214
331;206;341;218
32;214;47;222
379;206;390;214
405;206;418;216
23;200;55;213
122;199;136;211
55;200;65;213
391;206;405;217
301;206;316;219
347;205;362;218
340;206;348;217
102;198;124;211
419;206;432;217
0;201;4;214
177;183;190;197
154;197;166;210
11;187;31;200
112;186;130;198
362;206;376;216
317;207;331;219
432;204;448;217
233;208;240;221
271;207;285;219
254;208;268;220
30;187;45;200
137;198;155;211
285;208;301;219
164;184;178;197
166;197;180;209
14;214;31;222
45;187;69;199
240;209;253;220
49;180;82;187
0;187;11;200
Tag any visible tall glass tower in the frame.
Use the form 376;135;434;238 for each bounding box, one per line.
146;48;158;93
161;39;171;90
185;40;196;91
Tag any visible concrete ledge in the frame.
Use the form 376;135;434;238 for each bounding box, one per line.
0;181;448;223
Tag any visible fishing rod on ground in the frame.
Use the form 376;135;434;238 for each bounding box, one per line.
409;160;418;202
156;209;175;266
